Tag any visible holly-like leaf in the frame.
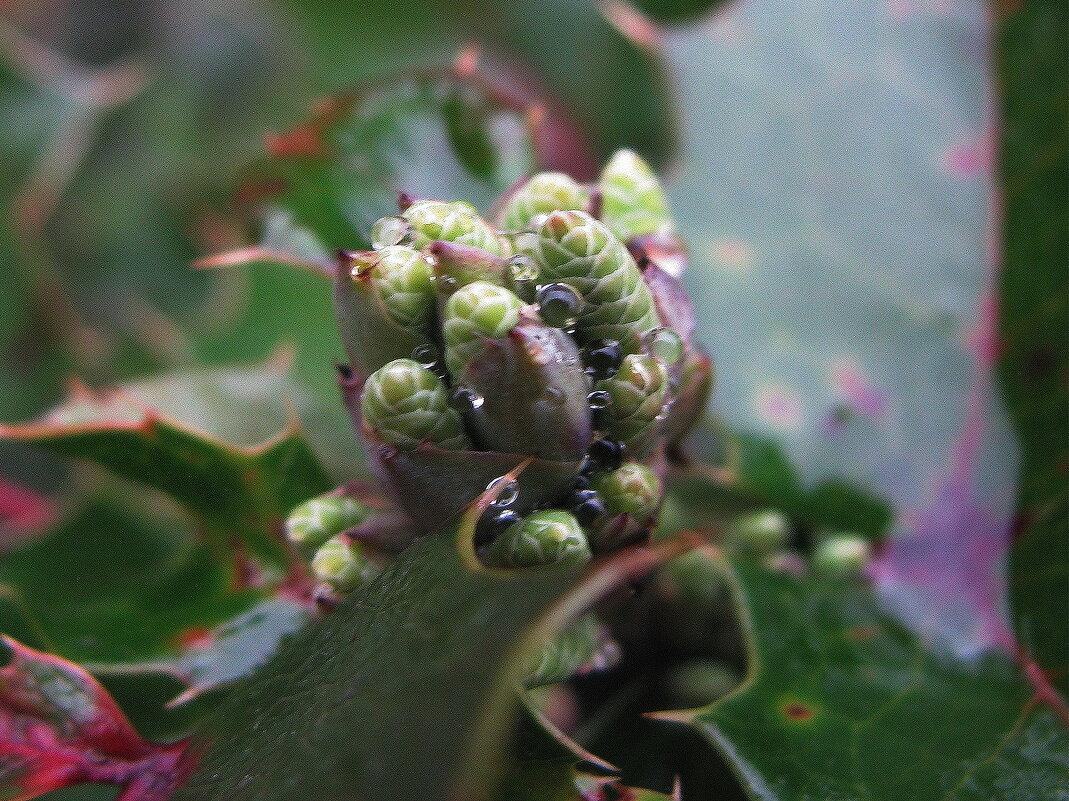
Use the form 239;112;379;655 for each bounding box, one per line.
0;361;331;566
0;501;255;668
670;551;1069;800
230;74;534;267
655;0;1018;656
997;1;1068;698
0;636;193;801
158;598;312;707
174;484;688;801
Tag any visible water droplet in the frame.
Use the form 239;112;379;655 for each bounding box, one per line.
569;489;607;526
586;437;625;472
485;476;520;508
450;386;485;411
507;254;540;284
540;386;565;409
536;283;584;329
488;509;521;537
644;327;684;365
370;216;411;249
411;343;440;369
437;274;459;292
377;443;399;460
422;251;439;268
582;339;622;379
587;390;612;410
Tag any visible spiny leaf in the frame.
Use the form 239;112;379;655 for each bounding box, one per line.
673;551;1069;801
175;478;690;801
0;362;331;566
0;636;193;801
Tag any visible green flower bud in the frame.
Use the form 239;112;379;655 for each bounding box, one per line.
285;494;371;554
590;462;662;520
402;200;506;254
525;612;606;688
442;281;524;377
334;246;436;378
519;210;661;353
726;509;790;556
499;172;589;231
483;509;591;568
311;534;378;592
598;149;674;241
425;240;507;295
812;533;871;578
361;359;470;450
594;354;669;457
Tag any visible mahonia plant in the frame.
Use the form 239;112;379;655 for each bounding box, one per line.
285;149;712;684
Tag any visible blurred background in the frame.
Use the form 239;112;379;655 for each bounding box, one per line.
0;0;1064;784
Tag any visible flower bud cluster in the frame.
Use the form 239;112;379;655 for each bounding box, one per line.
329;149;712;571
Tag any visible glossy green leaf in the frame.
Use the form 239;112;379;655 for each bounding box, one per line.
659;0;1017;654
0;500;254;667
176;502;677;801
677;552;1069;800
997;2;1068;698
0;362;331;565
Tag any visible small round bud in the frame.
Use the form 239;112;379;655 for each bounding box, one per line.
726;509;790;556
402;200;505;254
518;210;661;353
442;281;525;376
598;149;674;241
311;535;378;592
483;509;592;568
590;462;662;520
285;494;371;554
501;172;590;231
594;354;669;457
812;534;871;578
361;359;470;450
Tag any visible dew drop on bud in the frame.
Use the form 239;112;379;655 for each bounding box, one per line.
540;386;565;409
450;386;485;411
411;343;440;368
582;339;623;379
370;216;411;249
644;327;684;365
586;437;625;472
587;390;612;410
485;476;520;508
507;254;540;284
536;282;584;329
527;212;551;230
377;443;399;460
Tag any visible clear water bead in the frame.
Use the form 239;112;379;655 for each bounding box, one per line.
536;282;584;329
644;327;684;365
507;254;540;284
370;216;411;249
587;390;612;410
411;343;440;368
450;386;485;411
485;476;520;508
540;386;565;409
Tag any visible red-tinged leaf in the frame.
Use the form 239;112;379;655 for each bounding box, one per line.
0;478;55;545
0;363;331;567
0;637;193;801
